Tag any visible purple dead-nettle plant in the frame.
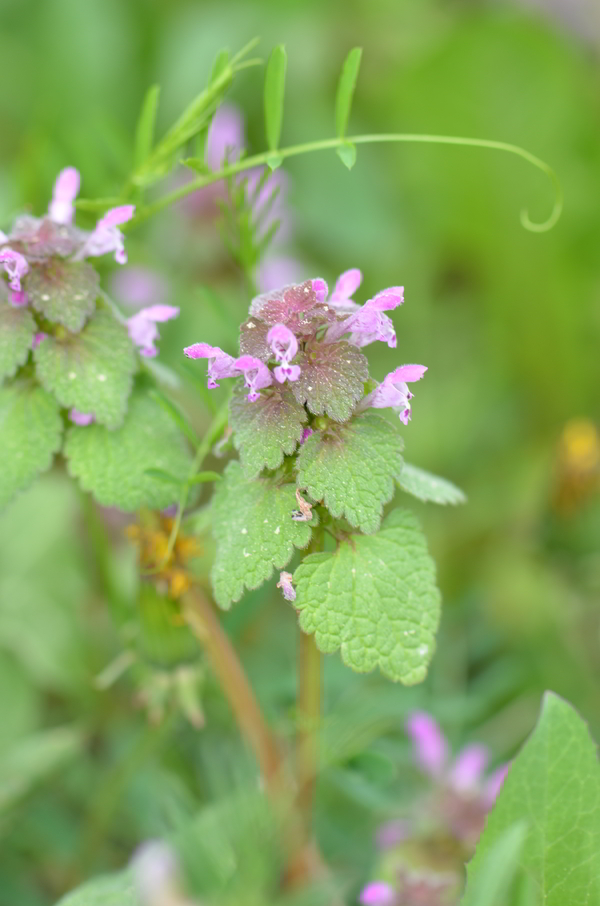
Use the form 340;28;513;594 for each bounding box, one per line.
182;270;454;691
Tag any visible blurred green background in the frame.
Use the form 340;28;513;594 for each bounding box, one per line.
1;1;599;903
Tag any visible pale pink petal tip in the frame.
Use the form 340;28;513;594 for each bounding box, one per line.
359;881;396;905
49;167;81;224
100;205;135;228
449;743;489;792
312;277;328;302
69;408;94;426
32;332;48;350
332;267;362;300
405;711;448;777
276;571;296;602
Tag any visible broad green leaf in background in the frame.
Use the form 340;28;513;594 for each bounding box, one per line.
0;725;84;813
296;412;403;533
463;693;600;906
263;44;287;152
55;872;136;906
27;260;99;332
291;340;369;422
397;462;467;505
133;84;160;170
34;309;136;429
211;461;314;608
149;388;199;446
229;383;307;478
0;382;63;510
335;47;362;138
64;388;192;510
293;509;441;683
0;294;36;383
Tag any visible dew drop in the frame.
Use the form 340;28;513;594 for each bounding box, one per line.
41;293;50;301
68;371;76;380
241;528;248;534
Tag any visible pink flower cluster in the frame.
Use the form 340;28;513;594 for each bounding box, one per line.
184;269;427;423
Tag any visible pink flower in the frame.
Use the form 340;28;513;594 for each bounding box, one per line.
300;427;313;444
276;571;296;602
358;364;427;425
405;712;448;778
69;408;94;426
127;304;179;357
267;323;301;383
48;167;80;225
0;230;8;244
234;354;273;402
325;286;404;348
0;248;29;294
359;881;395;905
205;103;245;170
312;268;362;314
77;205;135;264
405;710;508;802
183;342;239;389
32;332;48;350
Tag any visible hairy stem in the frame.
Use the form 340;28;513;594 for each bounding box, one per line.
132;132;562;233
182;586;283;788
297;629;322;831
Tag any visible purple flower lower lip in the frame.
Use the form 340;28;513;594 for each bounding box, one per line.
234;354;273;401
0;247;29;293
276;571;296;602
358;364;427;424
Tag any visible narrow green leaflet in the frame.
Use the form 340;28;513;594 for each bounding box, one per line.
291;340;368;422
64;389;192;511
230;383;307;478
0;382;63;510
211;461;314;608
293;509;441;684
335;47;363;138
55;873;136;906
464;693;600;906
296;413;403;533
34;309;136;429
397;462;467;505
133;84;160;170
0;295;36;383
27;260;99;332
264;44;287;151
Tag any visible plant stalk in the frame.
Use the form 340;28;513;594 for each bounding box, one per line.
297;629;322;831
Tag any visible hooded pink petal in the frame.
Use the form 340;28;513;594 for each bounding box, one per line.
359;881;395;905
234;354;273;401
183;342;239;388
48;167;80;225
312;277;328;302
331;268;362;301
0;248;29;293
406;711;448;778
448;743;489;792
77;205;135;264
276;571;296;602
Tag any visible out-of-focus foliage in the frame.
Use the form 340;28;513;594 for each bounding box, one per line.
1;0;600;904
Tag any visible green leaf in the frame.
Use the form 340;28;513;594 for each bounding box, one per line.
55;872;136;906
210;49;230;85
293;508;441;684
0;382;63;510
143;468;184;486
335;47;362;138
263;44;287;152
189;471;222;484
461;822;527;906
0;294;36;383
464;693;600;906
291;340;369;422
133;84;160;170
64;388;192;511
211;461;314;608
336;142;357;170
397;462;467;505
0;725;84;813
296;413;403;533
229;383;307;478
266;154;283;171
26;259;99;332
34;309;136;429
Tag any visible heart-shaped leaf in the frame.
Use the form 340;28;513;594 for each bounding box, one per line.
291;340;368;422
0;294;36;383
229;383;307;478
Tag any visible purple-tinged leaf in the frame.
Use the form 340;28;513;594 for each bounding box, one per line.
229;382;307;477
27;259;99;332
291;339;368;422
